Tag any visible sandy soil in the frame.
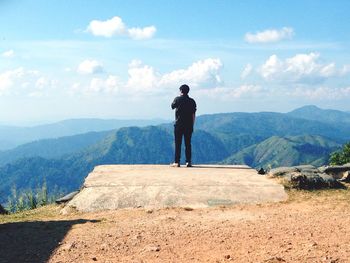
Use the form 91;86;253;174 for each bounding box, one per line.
1;189;350;263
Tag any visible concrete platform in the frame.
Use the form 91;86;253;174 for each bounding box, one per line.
64;165;287;212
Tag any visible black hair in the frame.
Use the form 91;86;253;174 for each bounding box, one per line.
179;84;190;94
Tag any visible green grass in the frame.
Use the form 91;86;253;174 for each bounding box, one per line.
0;204;61;224
285;185;350;203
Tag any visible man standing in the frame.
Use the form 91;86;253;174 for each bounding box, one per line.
171;84;197;167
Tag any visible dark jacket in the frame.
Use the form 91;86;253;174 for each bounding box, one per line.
171;94;197;129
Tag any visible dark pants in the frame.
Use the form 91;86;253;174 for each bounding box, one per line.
174;125;193;163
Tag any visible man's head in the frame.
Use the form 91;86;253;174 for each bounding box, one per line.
179;84;190;95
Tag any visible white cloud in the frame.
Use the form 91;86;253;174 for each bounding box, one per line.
126;61;158;92
196;84;263;100
241;64;253;79
87;75;121;94
2;49;14;58
259;52;339;83
245;27;294;43
0;68;25;95
159;58;223;89
87;16;156;40
35;77;57;91
71;58;223;97
127;26;156;40
87;16;125;37
77;59;104;74
35;77;48;89
125;58;223;94
0;68;55;97
289;86;350;100
340;65;350;76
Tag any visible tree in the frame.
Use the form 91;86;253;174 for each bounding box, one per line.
5;180;61;213
330;142;350;165
38;180;48;206
26;190;37;210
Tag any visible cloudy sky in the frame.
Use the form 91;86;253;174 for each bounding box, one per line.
1;0;350;124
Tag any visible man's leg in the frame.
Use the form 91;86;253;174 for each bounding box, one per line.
174;126;183;164
184;129;192;164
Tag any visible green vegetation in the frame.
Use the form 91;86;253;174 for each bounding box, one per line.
329;142;350;165
0;205;61;224
5;181;63;213
222;135;340;168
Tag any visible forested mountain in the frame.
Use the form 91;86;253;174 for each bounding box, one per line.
0;106;349;205
222;135;340;168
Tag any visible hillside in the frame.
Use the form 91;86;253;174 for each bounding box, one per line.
0;130;112;166
222;135;341;168
0;118;166;150
196;111;350;144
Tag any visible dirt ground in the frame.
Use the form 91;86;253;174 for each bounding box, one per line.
1;189;350;263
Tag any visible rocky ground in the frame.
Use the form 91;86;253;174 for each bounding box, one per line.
1;189;350;263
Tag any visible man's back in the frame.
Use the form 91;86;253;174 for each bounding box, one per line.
171;94;197;129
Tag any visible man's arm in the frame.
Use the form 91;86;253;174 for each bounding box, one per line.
192;99;197;125
171;97;178;110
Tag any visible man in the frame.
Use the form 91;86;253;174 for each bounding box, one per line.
171;84;197;167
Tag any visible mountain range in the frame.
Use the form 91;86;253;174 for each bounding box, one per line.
0;105;349;204
0;118;167;150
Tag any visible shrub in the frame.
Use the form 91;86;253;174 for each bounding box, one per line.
329;142;350;165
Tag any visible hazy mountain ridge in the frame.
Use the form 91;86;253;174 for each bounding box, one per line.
287;105;350;124
196;111;350;143
0;130;113;166
0;118;167;150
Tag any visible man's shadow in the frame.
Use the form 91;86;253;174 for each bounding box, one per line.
0;219;100;263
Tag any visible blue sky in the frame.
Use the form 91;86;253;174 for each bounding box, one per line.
1;0;350;124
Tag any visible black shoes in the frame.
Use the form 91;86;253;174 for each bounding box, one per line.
170;162;193;167
186;162;192;167
170;162;180;167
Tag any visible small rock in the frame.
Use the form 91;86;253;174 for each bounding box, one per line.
146;209;153;214
183;207;194;211
264;256;286;262
339;171;350;182
257;168;266;175
92;257;97;261
60;242;76;251
55;191;79;204
269;167;298;177
144;244;160;252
